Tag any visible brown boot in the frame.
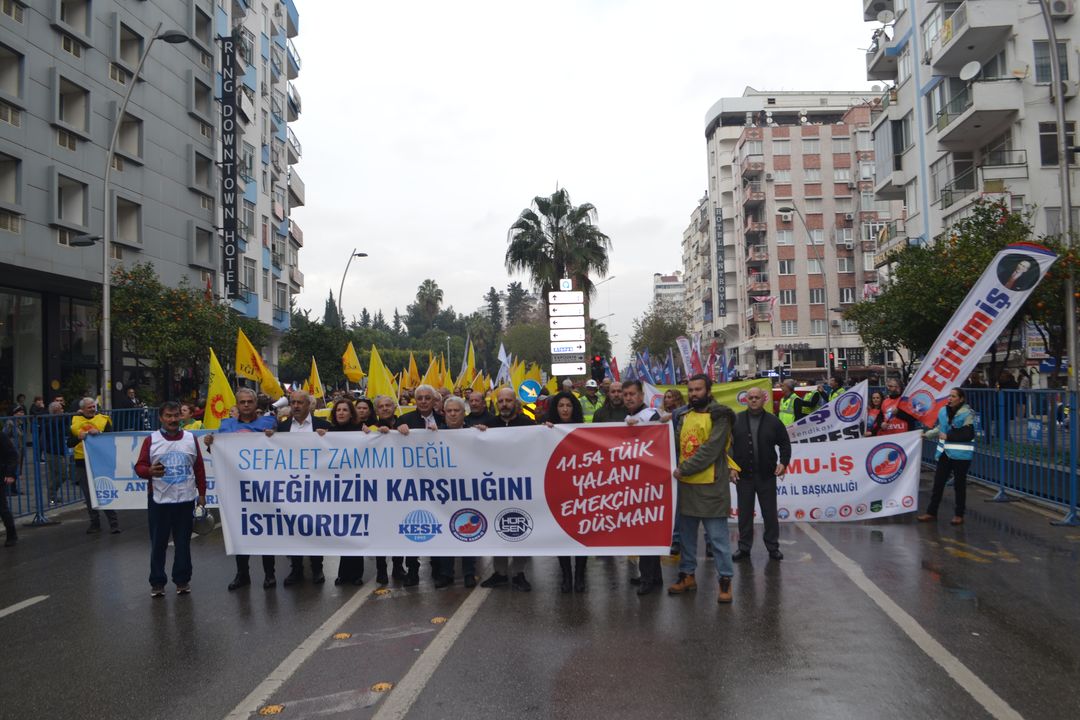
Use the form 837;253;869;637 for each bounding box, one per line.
717;576;733;604
950;516;964;526
667;573;697;595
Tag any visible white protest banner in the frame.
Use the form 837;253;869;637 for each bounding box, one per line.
736;430;922;522
901;243;1057;426
787;380;868;443
212;424;676;556
84;431;219;510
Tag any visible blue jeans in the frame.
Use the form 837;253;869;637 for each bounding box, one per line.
148;497;195;587
678;515;733;578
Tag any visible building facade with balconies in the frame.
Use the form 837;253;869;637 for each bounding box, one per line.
861;0;1078;247
700;88;903;380
0;0;303;404
652;270;685;310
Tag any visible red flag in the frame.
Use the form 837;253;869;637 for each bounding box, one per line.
609;357;621;382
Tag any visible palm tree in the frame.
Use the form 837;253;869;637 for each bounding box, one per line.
415;279;443;327
505;188;612;311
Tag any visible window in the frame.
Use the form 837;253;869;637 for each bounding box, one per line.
192;151;213;193
192;78;213;119
2;1;24;23
856;131;872;151
56;227;78;246
836;226;854;244
841;320;859;334
117;113;142;159
1034;41;1069;84
861;191;877;210
781;320;798;336
57;76;89;134
243;201;256;240
0;99;19;127
860;161;875;180
115;197;141;246
1039;122;1077;166
838;257;855;273
811;320;827;336
193;227;213;266
905;178;919;215
840;287;855;304
804;168;822;182
772;140;790;155
897;45;912;84
772;169;791;182
261;215;270;246
0;152;17;205
0;43;22;98
118;24;142;69
275;282;287;312
194;6;213;47
262;269;270;300
802;138;820;154
0;208;19;233
834;167;851;183
56;128;77;151
109;64;128;86
243;258;256;297
892;113;912;154
833;137;850;154
863;221;887;242
199;121;213;140
835;198;853;212
741;139;763;158
779;289;797;305
61;33;82;58
809;288;825;304
775;229;794;245
809;228;825;244
200;196;214;211
778;259;795;275
864;253;876;271
58;0;90;37
805;198;823;213
56;174;87;227
808;259;823;274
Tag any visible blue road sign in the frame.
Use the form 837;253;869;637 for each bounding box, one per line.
518;379;542;403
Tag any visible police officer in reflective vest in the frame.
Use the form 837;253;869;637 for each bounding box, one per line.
828;375;845;401
579;379;603;422
918;387;974;526
777;380;813;426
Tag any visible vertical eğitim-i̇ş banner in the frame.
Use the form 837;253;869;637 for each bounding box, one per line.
212;424;677;556
900;243;1057;426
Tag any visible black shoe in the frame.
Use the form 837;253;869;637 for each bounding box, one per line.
228;574;251;591
391;562;406;580
574;578;586;593
768;549;784;561
109;525;121;535
629;576;641;585
560;571;572;594
4;536;17;547
732;549;751;561
403;569;420;587
463;575;476;589
636;580;656;596
481;572;509;588
511;573;531;592
433;575;452;589
283;571;304;586
312;571;326;585
353;577;365;586
334;577;345;586
263;575;276;589
86;525;101;535
376;570;389;586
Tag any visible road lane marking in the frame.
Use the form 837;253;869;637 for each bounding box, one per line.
327;623;437;649
372;575;492;720
223;584;376;720
798;523;1023;720
262;688;382;716
0;595;48;619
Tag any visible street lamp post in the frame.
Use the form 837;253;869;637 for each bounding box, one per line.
780;205;833;377
74;23;188;410
337;249;368;328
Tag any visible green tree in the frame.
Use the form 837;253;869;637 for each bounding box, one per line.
358;308;372;328
505;188;612;313
504;281;534;327
392;308;405;335
405;279;445;336
322;291;341;327
484;287;502;332
372;310;390;332
504;321;551;368
588;319;613;360
630;299;688;357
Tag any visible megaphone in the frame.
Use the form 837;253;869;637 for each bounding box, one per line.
192;505;216;536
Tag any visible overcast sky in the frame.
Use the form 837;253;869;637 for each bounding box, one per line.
291;0;877;363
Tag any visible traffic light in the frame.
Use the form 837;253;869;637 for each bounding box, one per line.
591;354;605;382
827;351;835;373
841;357;848;370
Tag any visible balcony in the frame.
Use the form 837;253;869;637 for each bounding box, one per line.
747;273;770;293
741;154;765;179
939;167;978;210
287;83;301;120
273;306;288;322
289;218;303;246
283;0;299;38
287;127;302;164
750;302;773;322
288;169;305;207
874;164;906;201
742;181;765;208
865;28;899;82
979;149;1028;184
930;1;1016;77
936;80;1021;150
746;245;768;264
289;266;304;289
287;38;301;79
745;219;767;236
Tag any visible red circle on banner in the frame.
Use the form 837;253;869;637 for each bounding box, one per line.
544;425;672;547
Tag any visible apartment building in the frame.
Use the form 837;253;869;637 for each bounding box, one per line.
652;270;685;309
695;88;904;380
863;0;1078;255
0;0;303;404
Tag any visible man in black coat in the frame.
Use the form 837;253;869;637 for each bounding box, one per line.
729;386;791;561
397;384;446;431
269;390;331;585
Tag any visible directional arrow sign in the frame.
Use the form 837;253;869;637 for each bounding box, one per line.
548;291;584;305
548;303;585;317
552;353;586;363
551;362;587;376
550;328;586;341
549;316;585;329
550;341;586;354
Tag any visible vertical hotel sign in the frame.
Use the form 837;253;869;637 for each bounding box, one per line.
714;207;726;316
220;34;240;300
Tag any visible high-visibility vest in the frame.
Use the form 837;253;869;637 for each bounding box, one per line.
580;395;603;422
933;405;974;461
830;387;844;401
778;395;796;426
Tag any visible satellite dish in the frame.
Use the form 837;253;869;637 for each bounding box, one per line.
959;60;982;82
877;9;895;24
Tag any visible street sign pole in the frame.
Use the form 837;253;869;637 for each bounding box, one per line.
549;281;588;378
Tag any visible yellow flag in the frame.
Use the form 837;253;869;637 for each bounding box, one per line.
366;345;397;402
407;353;421;388
342;341;364;383
526;363;542;385
545;375;558;395
510;360;526;394
203;348;236;430
471;372;487;394
441;360;454;392
235;329;282;400
303;356;324;399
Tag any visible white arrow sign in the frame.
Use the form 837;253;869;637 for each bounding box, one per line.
550;329;586;341
551;362;587;376
548;291;584;305
550;341;586;354
548;303;585;317
549;316;585;329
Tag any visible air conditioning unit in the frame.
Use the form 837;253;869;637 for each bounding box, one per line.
765;173;774;181
847;181;857;189
1051;0;1075;19
779;212;793;222
844;213;855;221
830;319;841;327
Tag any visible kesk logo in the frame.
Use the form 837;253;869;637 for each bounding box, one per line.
777;507;790;520
449;509;487;542
94;475;118;506
866;442;907;484
398;510;442;542
495;508;533;542
835;391;864;423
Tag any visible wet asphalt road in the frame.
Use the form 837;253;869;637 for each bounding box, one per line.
3;473;1079;720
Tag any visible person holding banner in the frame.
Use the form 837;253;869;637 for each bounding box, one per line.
431;395;481;589
828;376;846;401
465;391;497;428
134;402;207;597
623;381;665;595
593;382;628;423
866;391;884;436
69;398;120;535
730;387;790;562
372;395;400;434
918;388;975;526
354;398;376;428
398;385;446;432
545;392;589;593
579;380;603;422
873;379;922;436
669;374;736;604
206;388;279;591
326;399;370;586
